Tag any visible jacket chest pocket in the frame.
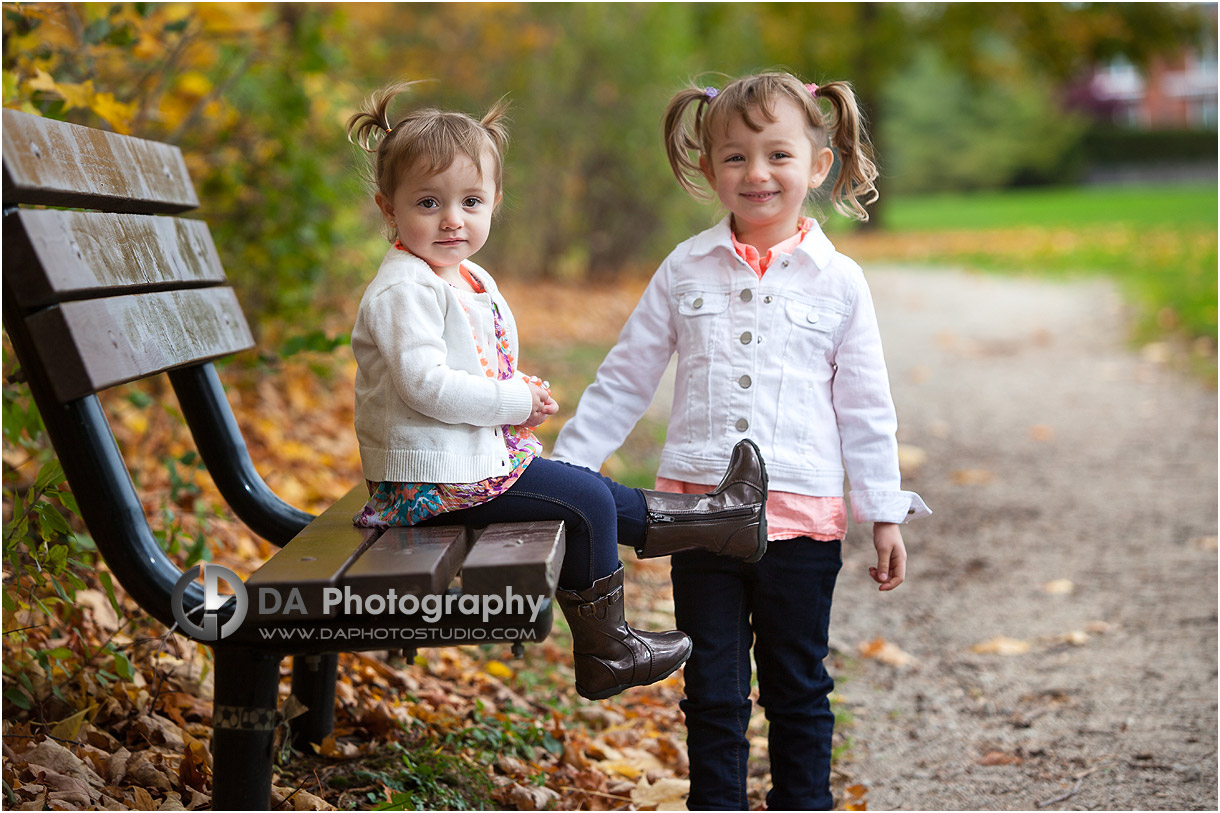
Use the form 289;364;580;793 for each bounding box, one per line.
782;300;845;369
675;290;730;354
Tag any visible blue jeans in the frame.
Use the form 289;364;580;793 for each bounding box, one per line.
420;457;646;590
671;538;843;811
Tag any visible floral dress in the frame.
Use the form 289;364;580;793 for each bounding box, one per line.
353;264;542;528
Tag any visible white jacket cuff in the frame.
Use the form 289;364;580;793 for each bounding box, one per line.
850;490;932;524
496;378;535;426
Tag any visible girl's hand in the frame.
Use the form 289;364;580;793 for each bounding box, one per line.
524;381;559;427
870;522;906;591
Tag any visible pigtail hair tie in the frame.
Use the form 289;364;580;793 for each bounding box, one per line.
805;83;819;98
704;86;719;100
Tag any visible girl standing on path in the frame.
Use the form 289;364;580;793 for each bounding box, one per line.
552;72;930;807
345;82;771;702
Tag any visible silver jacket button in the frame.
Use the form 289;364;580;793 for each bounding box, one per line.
740;331;752;344
739;375;752;388
741;289;753;302
735;418;750;431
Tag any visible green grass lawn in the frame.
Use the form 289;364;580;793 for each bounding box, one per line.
830;183;1217;361
882;183;1217;231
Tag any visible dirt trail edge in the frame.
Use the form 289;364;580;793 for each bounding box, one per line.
830;267;1218;811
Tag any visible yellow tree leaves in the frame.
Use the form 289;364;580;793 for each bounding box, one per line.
22;68;138;132
3;3;273;138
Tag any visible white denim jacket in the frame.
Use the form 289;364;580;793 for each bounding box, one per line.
552;216;930;525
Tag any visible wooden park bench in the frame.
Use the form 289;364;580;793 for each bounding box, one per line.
2;110;565;810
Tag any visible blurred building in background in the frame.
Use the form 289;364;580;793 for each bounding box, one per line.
1077;49;1217;129
1064;16;1217;185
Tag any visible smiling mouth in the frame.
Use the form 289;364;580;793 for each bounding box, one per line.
741;191;778;202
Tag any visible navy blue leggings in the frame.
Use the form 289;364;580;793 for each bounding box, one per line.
419;458;647;590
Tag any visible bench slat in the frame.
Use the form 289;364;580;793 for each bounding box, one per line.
342;525;467;600
246;486;381;622
461;522;565;599
2;110;198;213
5;209;227;308
25;288;254;402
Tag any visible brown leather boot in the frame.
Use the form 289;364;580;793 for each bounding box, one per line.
637;438;768;563
556;565;692;700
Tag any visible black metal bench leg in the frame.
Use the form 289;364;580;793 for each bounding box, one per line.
212;646;283;810
289;652;338;750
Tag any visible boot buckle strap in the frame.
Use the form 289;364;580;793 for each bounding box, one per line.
578;585;623;619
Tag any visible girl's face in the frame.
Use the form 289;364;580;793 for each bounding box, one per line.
699;97;834;246
376;147;501;276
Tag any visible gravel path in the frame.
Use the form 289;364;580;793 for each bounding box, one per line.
829;267;1218;811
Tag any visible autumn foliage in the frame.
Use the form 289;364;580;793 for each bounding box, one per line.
3;3;1213;809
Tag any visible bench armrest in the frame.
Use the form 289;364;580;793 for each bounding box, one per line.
169;363;314;546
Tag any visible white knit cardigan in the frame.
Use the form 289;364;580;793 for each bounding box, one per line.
352;248;533;483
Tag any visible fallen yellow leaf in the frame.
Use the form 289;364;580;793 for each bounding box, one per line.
48;706;93;743
1042;579;1075;595
1058;630;1089;646
631;776;690;810
951;469;995;486
600;759;645;780
311;733;373;759
598;746;666;780
484;660;514;680
970;636;1030;656
858;637;918;667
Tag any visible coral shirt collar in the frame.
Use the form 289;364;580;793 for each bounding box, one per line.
730;217;815;278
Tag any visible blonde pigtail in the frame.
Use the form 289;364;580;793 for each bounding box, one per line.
346;81;418;152
663;87;716;200
480;96;512;157
480;96;511;201
816;80;879;222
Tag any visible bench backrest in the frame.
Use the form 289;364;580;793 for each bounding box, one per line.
4;110;253;398
3;110;309;628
